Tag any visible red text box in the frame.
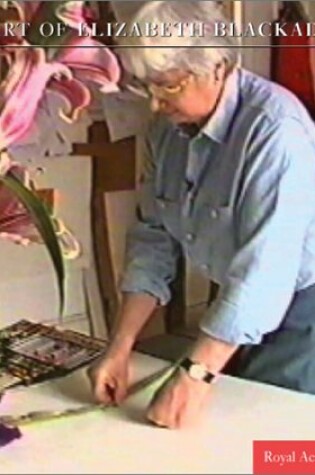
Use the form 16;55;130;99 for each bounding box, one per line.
253;441;315;474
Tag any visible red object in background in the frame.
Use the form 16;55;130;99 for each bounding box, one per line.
271;22;315;118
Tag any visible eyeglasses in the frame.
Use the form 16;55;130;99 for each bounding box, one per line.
125;75;194;100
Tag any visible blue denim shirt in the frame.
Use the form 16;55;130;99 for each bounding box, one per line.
121;68;315;345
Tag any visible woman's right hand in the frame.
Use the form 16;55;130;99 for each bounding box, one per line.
88;350;131;406
87;293;158;405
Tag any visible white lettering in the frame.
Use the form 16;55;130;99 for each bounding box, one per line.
229;23;241;37
291;23;303;36
105;23;113;36
274;23;288;36
175;22;189;37
78;22;89;37
299;451;315;463
115;22;127;37
258;21;272;37
215;22;227;37
130;23;142;37
56;22;66;37
39;22;54;37
264;451;273;463
4;22;15;36
264;451;296;466
145;22;159;37
18;22;30;36
188;22;204;37
243;22;256;37
160;22;172;37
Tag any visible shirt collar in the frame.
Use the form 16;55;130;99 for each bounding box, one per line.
200;67;240;144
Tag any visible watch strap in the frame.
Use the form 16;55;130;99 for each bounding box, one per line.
180;357;216;383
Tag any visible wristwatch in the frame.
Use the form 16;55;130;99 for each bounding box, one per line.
180;357;217;383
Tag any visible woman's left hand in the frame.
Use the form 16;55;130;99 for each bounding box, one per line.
146;369;213;430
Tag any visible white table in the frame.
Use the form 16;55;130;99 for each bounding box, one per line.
0;352;315;474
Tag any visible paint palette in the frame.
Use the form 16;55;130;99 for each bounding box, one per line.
0;320;106;391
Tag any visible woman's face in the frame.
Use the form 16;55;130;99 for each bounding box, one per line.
146;66;226;125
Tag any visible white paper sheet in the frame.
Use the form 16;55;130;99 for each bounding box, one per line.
100;90;151;142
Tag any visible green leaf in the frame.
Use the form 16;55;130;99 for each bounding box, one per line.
0;171;65;316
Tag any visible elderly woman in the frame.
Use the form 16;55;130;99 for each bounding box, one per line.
89;1;315;429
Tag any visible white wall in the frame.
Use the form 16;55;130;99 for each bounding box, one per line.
237;1;276;78
1;118;106;339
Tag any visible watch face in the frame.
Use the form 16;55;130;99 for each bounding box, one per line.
189;363;207;381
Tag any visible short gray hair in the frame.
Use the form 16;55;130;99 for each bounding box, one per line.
117;1;239;80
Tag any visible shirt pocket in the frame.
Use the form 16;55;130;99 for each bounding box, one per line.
192;204;234;270
198;205;232;240
155;197;182;240
154;162;183;240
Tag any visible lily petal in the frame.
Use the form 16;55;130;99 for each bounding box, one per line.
0;149;11;176
56;37;121;91
0;46;73;149
12;0;41;22
23;0;41;22
69;69;120;94
48;75;91;122
0;44;30;103
0;0;24;21
56;0;92;32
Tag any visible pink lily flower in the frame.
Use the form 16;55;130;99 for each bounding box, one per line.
0;1;121;148
0;1;121;243
0;153;36;245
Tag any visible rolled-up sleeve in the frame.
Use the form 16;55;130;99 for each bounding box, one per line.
120;126;181;305
200;117;315;344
